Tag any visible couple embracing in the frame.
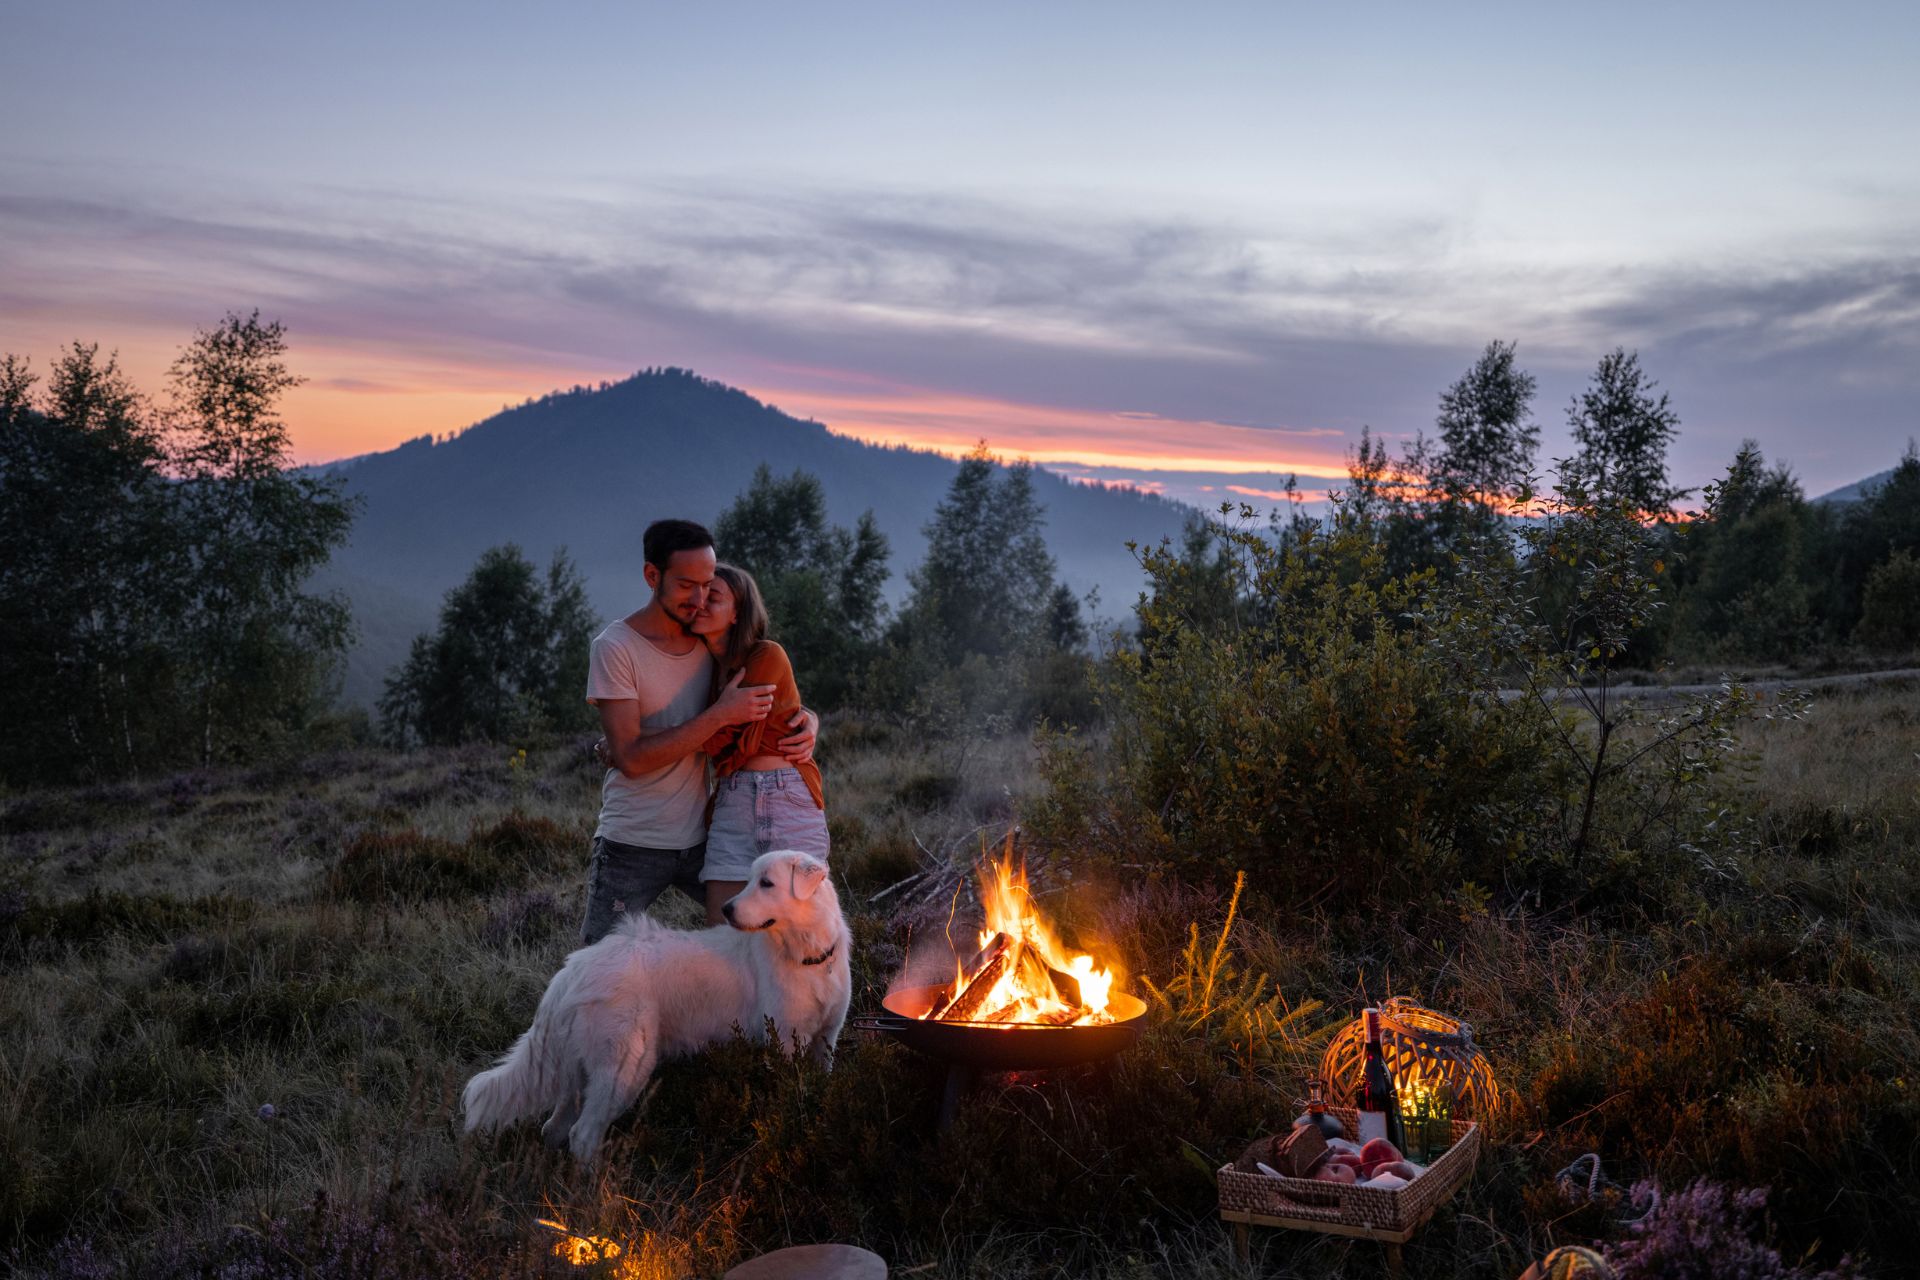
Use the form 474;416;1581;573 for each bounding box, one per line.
581;518;830;944
461;517;846;1161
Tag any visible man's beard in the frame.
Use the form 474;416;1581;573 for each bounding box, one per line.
677;607;701;637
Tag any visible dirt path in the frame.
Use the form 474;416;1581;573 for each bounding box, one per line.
1540;666;1920;703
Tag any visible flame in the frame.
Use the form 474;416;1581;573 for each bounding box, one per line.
538;1219;623;1266
535;1217;688;1279
934;844;1119;1026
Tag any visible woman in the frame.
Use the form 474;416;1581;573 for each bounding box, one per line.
690;564;830;925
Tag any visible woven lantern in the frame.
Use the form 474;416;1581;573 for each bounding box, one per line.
1319;997;1499;1120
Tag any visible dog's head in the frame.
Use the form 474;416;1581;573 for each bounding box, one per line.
722;850;835;932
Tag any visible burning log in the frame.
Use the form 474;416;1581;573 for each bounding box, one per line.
966;931;1013;980
913;847;1120;1028
942;950;1010;1022
930;932;1013;1021
1047;961;1085;1009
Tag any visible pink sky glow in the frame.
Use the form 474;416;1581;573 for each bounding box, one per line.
753;380;1355;480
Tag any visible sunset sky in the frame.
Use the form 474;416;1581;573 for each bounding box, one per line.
4;2;1917;507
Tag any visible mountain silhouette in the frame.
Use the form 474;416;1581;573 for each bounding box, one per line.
1814;466;1897;505
313;368;1195;705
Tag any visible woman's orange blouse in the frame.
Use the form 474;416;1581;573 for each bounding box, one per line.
701;640;825;809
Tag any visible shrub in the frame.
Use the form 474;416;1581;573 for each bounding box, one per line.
1855;549;1920;652
1034;513;1560;903
1035;484;1779;912
327;830;477;901
891;771;962;812
1605;1179;1861;1280
466;811;579;878
1522;952;1918;1263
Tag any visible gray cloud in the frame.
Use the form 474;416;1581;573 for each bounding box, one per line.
1;177;1913;493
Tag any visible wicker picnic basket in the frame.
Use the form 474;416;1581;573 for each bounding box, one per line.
1218;1107;1481;1238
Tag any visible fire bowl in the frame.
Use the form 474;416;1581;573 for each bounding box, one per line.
875;984;1148;1072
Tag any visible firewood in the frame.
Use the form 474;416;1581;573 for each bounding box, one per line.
966;931;1013;979
1046;963;1084;1009
927;931;1011;1019
980;1001;1024;1023
941;951;1009;1021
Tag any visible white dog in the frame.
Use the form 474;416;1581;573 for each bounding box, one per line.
461;849;851;1162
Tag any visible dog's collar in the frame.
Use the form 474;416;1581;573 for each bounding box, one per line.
801;941;837;967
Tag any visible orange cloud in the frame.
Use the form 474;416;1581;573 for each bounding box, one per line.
1;309;1357;480
274;342;617;462
0;314;619;464
1225;483;1333;504
749;378;1354;479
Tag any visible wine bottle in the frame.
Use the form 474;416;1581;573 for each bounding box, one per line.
1354;1007;1408;1151
1292;1077;1345;1140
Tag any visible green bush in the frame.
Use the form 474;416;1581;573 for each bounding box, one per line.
1856;549;1920;652
1035;484;1782;912
1033;516;1559;903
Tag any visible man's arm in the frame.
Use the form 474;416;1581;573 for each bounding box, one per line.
599;671;774;778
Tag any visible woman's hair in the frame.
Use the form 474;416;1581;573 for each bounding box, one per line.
709;562;770;696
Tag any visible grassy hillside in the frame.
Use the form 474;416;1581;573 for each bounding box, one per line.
3;683;1916;1277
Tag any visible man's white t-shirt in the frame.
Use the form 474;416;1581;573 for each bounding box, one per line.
585;619;713;848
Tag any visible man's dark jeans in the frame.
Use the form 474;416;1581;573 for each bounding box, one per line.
578;835;706;945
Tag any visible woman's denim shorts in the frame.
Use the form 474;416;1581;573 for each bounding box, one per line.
702;767;829;882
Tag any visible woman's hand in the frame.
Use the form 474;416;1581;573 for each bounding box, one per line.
713;667;777;727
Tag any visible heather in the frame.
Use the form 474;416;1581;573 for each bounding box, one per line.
4;676;1916;1277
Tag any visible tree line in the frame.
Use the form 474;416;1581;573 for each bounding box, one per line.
381;446;1094;746
0;315;355;785
1184;340;1920;668
8;316;1915;785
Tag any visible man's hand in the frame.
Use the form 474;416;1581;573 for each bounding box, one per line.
776;707;820;766
714;668;777;727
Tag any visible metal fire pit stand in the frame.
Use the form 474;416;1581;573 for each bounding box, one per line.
936;1063;975;1131
856;986;1149;1130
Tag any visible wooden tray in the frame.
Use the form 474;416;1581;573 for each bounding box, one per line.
1219;1108;1480;1266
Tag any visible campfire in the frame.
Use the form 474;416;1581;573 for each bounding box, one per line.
924;850;1118;1028
861;842;1147;1127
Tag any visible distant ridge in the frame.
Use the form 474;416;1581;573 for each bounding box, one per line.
313;368;1195;705
1814;467;1896;505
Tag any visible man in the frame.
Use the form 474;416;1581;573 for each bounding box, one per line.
580;518;817;944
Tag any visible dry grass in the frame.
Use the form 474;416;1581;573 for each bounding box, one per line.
3;688;1916;1277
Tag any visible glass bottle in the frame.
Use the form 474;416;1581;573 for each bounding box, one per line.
1292;1077;1345;1139
1353;1007;1408;1151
